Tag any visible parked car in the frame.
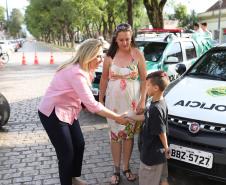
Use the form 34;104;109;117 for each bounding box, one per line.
165;45;226;182
0;93;10;127
135;28;213;81
0;40;14;54
9;40;20;52
91;29;213;99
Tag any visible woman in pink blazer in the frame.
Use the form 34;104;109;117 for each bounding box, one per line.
38;39;127;185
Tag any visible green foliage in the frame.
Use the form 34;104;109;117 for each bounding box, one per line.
24;0;155;45
171;3;198;28
8;9;23;37
175;3;188;26
188;10;198;28
0;6;4;22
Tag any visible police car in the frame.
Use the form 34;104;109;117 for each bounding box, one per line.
165;45;226;181
136;28;213;81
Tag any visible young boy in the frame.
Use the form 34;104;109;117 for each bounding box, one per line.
127;70;170;185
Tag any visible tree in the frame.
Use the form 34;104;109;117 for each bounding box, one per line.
24;0;146;46
143;0;167;28
174;3;188;27
127;0;133;27
8;9;23;37
0;6;4;22
0;6;5;30
188;10;198;28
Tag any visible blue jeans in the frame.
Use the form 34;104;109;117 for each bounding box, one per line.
38;110;85;185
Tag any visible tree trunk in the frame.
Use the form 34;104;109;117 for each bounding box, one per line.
102;17;108;40
143;0;167;28
127;0;133;27
107;12;114;38
69;32;75;48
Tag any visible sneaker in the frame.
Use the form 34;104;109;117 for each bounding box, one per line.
72;177;87;185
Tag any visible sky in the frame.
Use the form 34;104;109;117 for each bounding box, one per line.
171;0;218;14
0;0;29;16
0;0;219;16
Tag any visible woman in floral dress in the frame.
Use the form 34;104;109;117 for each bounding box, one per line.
99;23;146;185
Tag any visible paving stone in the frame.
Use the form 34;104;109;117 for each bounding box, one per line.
43;178;60;184
0;179;12;185
13;176;33;183
33;174;52;181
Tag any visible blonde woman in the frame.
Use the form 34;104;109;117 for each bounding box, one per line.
38;39;128;185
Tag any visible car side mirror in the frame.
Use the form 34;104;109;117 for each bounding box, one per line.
164;56;179;64
175;63;186;75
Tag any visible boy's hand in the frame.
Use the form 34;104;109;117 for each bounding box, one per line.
165;147;171;159
136;101;145;114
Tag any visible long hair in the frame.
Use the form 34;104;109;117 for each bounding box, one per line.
57;39;102;72
107;23;136;59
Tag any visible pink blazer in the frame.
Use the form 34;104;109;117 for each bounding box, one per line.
38;64;104;124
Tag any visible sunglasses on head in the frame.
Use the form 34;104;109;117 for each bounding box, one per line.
115;23;132;32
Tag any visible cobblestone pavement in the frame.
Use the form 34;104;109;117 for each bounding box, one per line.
0;64;224;185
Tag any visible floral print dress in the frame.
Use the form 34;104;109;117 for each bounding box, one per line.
105;59;141;142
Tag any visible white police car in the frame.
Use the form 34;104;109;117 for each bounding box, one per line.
165;45;226;181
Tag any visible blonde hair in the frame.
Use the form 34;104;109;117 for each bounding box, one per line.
57;39;102;72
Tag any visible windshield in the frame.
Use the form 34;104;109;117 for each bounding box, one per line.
188;50;226;81
142;42;167;62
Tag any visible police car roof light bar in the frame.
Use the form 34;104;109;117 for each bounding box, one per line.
138;28;183;33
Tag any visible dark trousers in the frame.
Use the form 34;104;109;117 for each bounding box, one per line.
38;110;85;185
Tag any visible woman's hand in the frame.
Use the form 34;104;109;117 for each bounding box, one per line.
136;100;145;114
99;98;104;105
115;115;129;125
125;117;136;124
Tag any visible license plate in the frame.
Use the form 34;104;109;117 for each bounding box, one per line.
170;144;213;169
91;87;99;96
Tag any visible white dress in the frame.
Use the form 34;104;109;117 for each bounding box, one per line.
105;59;141;141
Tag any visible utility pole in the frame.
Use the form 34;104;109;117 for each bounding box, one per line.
218;0;223;44
5;0;9;21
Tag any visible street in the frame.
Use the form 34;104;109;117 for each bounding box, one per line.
0;41;225;185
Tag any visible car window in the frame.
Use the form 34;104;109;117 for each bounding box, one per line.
135;41;149;52
184;41;197;60
166;42;183;62
136;41;149;48
143;42;167;62
189;50;226;79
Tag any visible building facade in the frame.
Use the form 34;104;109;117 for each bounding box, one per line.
198;0;226;43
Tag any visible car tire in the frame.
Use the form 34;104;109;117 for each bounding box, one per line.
0;93;10;127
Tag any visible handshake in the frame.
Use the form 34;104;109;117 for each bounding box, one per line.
115;111;144;125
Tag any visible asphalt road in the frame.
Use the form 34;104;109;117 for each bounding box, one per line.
18;40;61;52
